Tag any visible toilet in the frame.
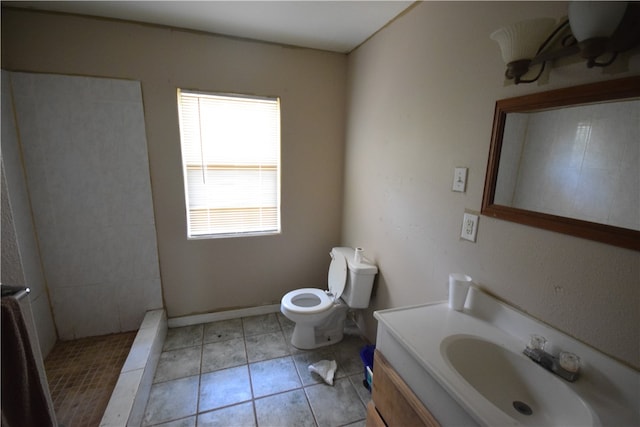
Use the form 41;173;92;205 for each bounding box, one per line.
280;247;378;349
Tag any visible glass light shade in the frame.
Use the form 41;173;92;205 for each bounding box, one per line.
490;18;557;64
568;1;627;42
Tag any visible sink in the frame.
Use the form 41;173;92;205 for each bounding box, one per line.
375;288;638;426
441;334;596;426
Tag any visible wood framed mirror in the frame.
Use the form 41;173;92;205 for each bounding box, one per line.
482;76;640;251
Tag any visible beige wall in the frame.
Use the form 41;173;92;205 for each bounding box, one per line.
1;9;347;318
344;1;640;369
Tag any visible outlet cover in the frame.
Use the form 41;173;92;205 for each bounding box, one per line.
461;213;478;242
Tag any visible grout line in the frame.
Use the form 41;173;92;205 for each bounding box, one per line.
195;330;205;422
302;383;320;427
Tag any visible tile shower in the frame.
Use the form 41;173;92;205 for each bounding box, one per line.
2;71;163;423
6;71;163;340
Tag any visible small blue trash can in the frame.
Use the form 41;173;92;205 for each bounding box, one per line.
359;344;375;391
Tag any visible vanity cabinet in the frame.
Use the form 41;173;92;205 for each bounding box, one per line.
366;350;440;427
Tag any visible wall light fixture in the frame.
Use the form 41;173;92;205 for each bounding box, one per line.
491;1;640;84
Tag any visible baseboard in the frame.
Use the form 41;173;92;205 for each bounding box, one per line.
168;303;281;328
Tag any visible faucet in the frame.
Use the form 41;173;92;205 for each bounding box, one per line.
523;335;580;382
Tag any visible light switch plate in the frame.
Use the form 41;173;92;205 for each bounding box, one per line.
452;167;467;192
461;213;478;242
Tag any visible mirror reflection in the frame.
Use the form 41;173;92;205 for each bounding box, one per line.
495;99;640;231
482;76;640;250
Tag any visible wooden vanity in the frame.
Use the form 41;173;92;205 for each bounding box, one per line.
366;350;439;427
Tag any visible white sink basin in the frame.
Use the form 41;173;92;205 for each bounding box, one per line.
441;334;596;426
374;287;639;426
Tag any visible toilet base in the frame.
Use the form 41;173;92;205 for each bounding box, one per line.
290;304;349;350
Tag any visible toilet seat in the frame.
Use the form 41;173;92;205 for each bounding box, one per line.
281;288;333;314
281;251;348;315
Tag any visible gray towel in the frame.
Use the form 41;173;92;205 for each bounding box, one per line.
1;296;56;427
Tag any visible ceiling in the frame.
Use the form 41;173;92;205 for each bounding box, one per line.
5;1;415;53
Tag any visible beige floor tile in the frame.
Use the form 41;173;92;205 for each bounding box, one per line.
255;389;316;427
142;376;199;426
245;331;290;362
199;366;252;412
202;338;247;373
153;346;202;383
198;402;256;427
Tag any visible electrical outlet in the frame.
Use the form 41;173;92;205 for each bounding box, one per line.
452;167;467;192
461;213;478;242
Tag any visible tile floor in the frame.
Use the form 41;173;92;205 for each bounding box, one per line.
142;313;372;427
44;331;137;427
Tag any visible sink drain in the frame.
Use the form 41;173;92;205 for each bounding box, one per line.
513;401;533;416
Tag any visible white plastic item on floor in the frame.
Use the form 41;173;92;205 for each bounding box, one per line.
308;360;337;385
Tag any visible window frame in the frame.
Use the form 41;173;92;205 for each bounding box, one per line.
177;88;282;240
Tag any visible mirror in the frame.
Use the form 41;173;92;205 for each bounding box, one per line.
482;76;640;251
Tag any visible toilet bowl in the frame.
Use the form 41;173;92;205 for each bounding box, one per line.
281;247;378;350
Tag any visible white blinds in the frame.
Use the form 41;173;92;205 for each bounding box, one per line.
177;89;281;238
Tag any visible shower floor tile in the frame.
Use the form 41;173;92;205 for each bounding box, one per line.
44;331;136;427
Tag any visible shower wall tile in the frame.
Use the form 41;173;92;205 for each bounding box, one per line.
117;278;164;332
494;113;527;206
51;283;120;339
31;292;58;357
574;168;618;221
511;100;640;230
10;72;162;339
1;71;58;356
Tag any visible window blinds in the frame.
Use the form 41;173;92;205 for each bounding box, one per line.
177;90;281;238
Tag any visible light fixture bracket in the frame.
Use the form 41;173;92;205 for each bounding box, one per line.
494;3;640;84
505;59;533;83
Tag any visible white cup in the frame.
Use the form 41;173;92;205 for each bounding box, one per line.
448;273;473;311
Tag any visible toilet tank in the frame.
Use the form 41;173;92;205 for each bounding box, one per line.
332;247;378;309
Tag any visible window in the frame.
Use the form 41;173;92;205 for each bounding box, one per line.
177;89;281;238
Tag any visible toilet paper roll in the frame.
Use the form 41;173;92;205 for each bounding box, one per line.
354;247;364;263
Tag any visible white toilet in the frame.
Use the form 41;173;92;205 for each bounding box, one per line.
280;247;378;349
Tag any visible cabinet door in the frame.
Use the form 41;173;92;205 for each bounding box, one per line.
366;401;387;427
371;350;440;427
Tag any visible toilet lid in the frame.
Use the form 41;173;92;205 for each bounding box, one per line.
327;251;347;301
